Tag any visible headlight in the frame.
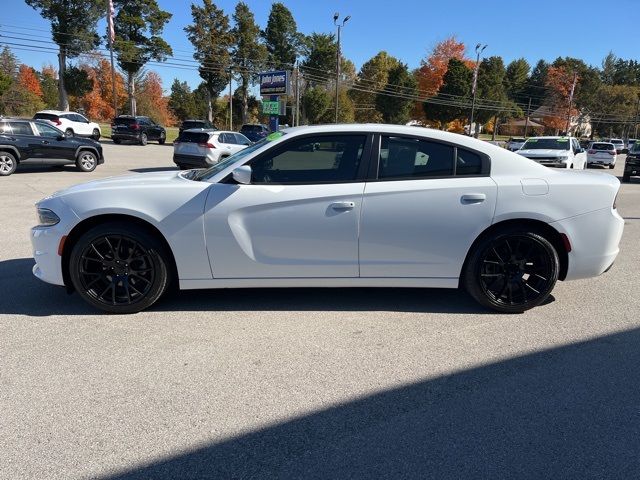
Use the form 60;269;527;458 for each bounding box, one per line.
36;207;60;226
558;155;569;161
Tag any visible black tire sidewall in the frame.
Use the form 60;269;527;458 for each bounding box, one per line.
92;129;100;140
69;223;169;313
0;151;17;176
463;228;559;313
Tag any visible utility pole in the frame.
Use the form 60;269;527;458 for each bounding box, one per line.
295;63;300;126
107;0;118;117
634;97;640;139
524;97;532;138
228;67;233;130
333;13;350;124
469;43;487;138
565;71;578;135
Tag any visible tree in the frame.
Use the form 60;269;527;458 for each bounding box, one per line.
302;86;331;124
375;62;417;124
350;51;400;122
543;66;577;133
231;2;266;124
169;79;196;121
113;0;173;116
0;47;18;97
474;56;513;126
17;65;43;99
25;0;104;111
417;36;468;96
523;59;549;111
185;0;232;122
425;58;472;128
262;3;301;69
136;71;175;126
601;52;617;85
504;58;530;105
80;59;127;121
39;65;59;109
588;85;640;137
301;33;337;75
192;82;212;121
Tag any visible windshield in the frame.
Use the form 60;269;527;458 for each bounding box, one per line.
521;138;571;150
191;131;286;181
631;142;640;153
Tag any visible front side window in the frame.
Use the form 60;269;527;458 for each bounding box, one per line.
34;122;61;138
379;136;454;179
251;135;366;184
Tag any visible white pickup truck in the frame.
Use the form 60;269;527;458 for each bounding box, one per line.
516;136;587;169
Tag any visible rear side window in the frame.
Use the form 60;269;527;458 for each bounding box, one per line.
9;122;34;135
456;149;483;176
591;143;614;150
113;117;136;125
177;131;210;143
34;113;58;122
379;136;454;179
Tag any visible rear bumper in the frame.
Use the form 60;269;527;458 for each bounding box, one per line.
587;158;614;165
111;132;141;140
173;153;210;168
551;207;624;281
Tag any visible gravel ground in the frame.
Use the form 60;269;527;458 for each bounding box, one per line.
1;142;639;479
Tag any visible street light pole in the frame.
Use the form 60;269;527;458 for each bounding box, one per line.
333;13;350;124
469;43;487;138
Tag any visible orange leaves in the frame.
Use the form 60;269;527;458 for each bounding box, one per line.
137;72;176;126
543;66;579;130
79;59;127;121
417;37;468;96
18;65;43;98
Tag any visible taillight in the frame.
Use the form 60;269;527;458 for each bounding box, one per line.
198;142;215;148
131;123;140;130
54;117;61;126
588;149;595;154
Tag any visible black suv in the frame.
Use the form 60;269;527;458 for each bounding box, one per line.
239;123;269;142
0;118;104;176
623;142;640;182
111;115;167;145
178;119;216;135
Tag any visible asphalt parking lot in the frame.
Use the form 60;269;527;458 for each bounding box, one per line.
2;141;640;479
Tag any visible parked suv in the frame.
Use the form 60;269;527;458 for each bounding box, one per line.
173;129;251;169
586;142;616;168
0;117;104;176
606;138;626;154
517;136;587;169
111;115;166;145
34;110;101;140
239;123;269;143
178;119;216;135
506;137;526;151
623;141;640;182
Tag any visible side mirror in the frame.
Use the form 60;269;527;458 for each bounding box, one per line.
232;165;252;184
57;134;66;141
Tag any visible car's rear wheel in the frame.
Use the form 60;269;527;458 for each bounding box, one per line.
139;133;148;146
92;128;100;141
65;128;74;137
69;223;169;313
463;228;559;313
158;132;166;145
112;138;121;144
76;150;98;172
609;164;615;169
0;152;17;176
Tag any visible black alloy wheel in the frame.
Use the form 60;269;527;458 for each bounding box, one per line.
464;230;559;313
69;223;169;313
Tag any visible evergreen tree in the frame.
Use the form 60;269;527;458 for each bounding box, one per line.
262;3;301;69
475;56;511;125
375;62;417;124
25;0;104;110
523;59;549;111
351;51;400;122
504;58;530;105
39;65;59;109
113;0;173;116
232;2;266;124
185;0;232;122
425;58;472;128
169;79;196;121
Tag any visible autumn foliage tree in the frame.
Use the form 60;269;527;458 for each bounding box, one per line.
80;59;127;121
136;71;176;126
18;65;43;98
543;66;578;133
417;37;468;96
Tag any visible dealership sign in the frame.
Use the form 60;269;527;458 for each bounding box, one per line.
259;70;290;96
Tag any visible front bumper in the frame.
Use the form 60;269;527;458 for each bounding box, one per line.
31;225;66;286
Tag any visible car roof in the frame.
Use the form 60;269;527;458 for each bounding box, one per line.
524;135;577;140
183;128;217;133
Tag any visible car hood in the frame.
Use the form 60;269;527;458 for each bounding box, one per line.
518;149;569;157
44;171;184;199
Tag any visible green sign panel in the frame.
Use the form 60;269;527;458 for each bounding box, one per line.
262;101;280;115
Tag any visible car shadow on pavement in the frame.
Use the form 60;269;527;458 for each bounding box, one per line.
99;327;640;480
0;258;509;316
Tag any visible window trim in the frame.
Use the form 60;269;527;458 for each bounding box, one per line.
369;132;491;182
240;132;375;185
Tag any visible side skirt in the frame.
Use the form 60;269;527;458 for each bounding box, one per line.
179;277;459;290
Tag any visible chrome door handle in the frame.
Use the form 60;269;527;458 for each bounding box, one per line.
330;201;355;210
461;193;486;204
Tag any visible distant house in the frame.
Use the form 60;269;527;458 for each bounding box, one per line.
530;105;592;137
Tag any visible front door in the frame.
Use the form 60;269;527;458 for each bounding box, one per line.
359;135;497;279
203;133;370;278
33;122;76;162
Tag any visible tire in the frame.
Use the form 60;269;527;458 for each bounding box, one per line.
139;133;148;146
92;128;100;141
463;227;559;313
609;164;615;169
69;222;170;314
76;150;98;172
158;132;166;145
113;138;121;144
65;128;74;137
0;151;17;176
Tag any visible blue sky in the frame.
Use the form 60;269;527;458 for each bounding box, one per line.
3;0;640;94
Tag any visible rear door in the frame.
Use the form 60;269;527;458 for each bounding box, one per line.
7;121;44;164
359;134;497;279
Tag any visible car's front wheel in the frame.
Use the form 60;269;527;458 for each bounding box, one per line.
69;223;170;313
463;228;559;313
76;150;98;172
92;128;100;141
158;132;166;145
0;151;17;176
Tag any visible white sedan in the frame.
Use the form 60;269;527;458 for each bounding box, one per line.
31;125;624;314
